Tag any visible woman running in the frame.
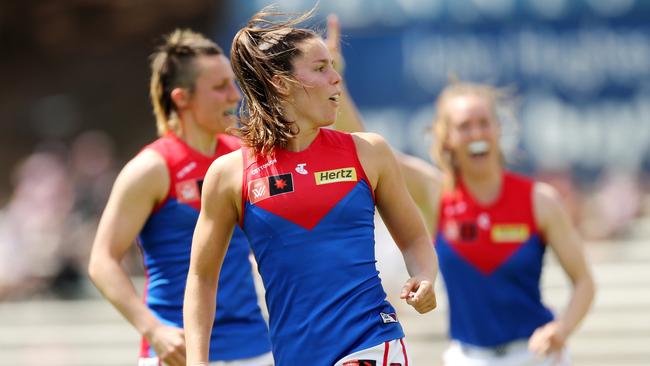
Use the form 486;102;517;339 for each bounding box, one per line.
184;8;438;366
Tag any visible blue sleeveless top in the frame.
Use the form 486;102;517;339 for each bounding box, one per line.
436;172;554;347
138;133;270;361
240;129;403;365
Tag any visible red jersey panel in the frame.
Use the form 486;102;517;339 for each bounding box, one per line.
438;172;541;275
241;128;372;230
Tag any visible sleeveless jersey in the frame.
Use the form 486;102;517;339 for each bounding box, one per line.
240;129;404;365
137;133;270;361
435;172;554;347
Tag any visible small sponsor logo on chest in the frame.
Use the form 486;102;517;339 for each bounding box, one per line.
250;158;277;175
491;224;530;242
175;179;202;203
248;173;294;204
176;161;197;179
314;167;357;185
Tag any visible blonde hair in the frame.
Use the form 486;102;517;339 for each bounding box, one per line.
431;81;512;190
149;29;223;136
230;6;319;155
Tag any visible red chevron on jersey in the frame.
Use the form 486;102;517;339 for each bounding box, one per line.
438;172;539;274
242;129;371;230
145;133;241;212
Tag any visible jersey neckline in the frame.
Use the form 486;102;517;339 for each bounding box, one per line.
166;132;220;161
457;171;508;210
274;128;324;157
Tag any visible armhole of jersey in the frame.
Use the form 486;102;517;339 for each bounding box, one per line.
435;189;449;246
435;187;457;245
238;147;248;228
145;147;173;214
348;133;376;204
529;180;546;245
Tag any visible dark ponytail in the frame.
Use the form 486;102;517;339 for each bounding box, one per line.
230;6;319;154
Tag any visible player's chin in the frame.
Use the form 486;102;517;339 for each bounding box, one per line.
317;117;336;128
212;118;236;133
222;114;238;126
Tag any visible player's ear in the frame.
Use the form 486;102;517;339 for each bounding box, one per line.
171;87;191;110
271;75;291;97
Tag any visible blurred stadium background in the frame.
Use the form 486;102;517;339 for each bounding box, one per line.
0;0;649;365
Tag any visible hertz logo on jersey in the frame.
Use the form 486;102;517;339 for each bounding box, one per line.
314;167;357;185
491;224;530;243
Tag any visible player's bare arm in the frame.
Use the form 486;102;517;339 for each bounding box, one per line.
88;150;187;366
395;152;443;236
184;151;242;366
529;182;596;356
353;132;438;314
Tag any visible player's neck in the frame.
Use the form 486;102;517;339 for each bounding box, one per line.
180;121;217;157
461;168;503;205
285;125;320;152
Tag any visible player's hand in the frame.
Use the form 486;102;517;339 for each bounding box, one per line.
528;320;568;357
400;277;436;313
146;324;186;366
325;14;345;74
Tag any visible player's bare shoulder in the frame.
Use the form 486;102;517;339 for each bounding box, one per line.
114;148;169;203
203;149;244;197
351;131;389;148
350;132;393;184
124;148;168;178
397;153;442;188
532;181;565;230
350;132;394;161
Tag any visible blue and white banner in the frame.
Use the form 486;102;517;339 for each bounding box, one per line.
223;0;650;175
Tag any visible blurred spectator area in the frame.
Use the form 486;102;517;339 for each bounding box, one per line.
0;0;229;202
0;0;229;300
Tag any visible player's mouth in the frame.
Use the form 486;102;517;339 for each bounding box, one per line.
223;108;237;117
467;140;490;158
328;92;341;104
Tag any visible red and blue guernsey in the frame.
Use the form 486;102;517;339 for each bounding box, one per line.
137;133;270;361
240;129;404;365
436;172;554;347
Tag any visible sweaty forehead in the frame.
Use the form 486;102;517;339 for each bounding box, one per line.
447;94;492;123
195;54;233;79
294;37;330;63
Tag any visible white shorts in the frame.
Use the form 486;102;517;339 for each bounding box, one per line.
442;340;570;366
138;351;274;366
334;338;410;366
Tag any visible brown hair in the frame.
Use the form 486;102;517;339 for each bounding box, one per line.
230;6;320;154
432;81;512;190
149;29;223;136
